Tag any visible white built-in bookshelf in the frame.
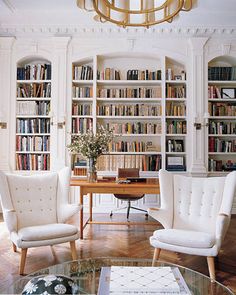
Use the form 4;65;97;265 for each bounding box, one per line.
15;59;52;170
70;54;188;177
207;56;236;174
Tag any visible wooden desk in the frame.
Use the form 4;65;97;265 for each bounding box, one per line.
70;178;160;239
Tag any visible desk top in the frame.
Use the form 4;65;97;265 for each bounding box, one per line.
70;178;159;189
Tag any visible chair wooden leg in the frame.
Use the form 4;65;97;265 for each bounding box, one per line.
70;241;77;260
12;243;17;252
20;248;28;275
152;248;161;266
207;256;216;281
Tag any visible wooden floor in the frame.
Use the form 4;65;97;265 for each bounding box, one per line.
0;213;236;294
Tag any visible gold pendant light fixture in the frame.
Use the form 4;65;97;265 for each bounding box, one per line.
77;0;192;28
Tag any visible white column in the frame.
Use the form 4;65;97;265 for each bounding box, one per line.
188;37;209;176
51;37;71;170
0;37;15;172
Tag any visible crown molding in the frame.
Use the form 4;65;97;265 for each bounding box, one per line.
0;24;236;38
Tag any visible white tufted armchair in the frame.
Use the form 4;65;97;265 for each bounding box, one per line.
0;167;81;275
149;169;236;281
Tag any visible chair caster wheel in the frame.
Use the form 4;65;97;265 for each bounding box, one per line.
110;213;113;217
145;213;148;220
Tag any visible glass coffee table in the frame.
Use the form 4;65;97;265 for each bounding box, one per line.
9;257;234;294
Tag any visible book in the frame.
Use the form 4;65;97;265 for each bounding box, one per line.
98;266;191;295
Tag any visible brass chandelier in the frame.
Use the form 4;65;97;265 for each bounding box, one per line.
77;0;192;28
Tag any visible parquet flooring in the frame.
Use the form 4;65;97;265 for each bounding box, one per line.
0;213;235;294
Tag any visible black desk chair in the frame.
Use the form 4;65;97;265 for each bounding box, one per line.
110;168;148;219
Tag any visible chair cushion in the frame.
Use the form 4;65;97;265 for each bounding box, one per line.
153;229;216;248
18;223;78;241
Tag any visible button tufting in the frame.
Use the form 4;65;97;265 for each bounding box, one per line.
41;209;43;211
15;188;18;190
27;188;29;191
38;188;41;191
28;200;30;202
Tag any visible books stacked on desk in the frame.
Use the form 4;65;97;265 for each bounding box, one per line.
98;266;191;295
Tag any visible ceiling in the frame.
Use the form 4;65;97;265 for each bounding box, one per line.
0;0;236;36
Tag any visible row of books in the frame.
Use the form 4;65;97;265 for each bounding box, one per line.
209;137;236;152
208;102;236;116
208;121;236;135
72;103;92;116
167;139;184;152
208;159;223;172
166;102;186;116
16;118;50;134
71;118;93;134
208;66;236;81
16;135;50;152
16;101;50;116
166;85;186;98
97;87;162;99
126;69;162;80
16;154;50;170
17;83;51;98
96;154;162;171
105;122;162;135
73;65;93;80
17;64;51;80
97;104;162;116
108;141;159;153
72;86;93;98
208;85;222;98
166;120;187;134
97;68;162;80
97;68;121;80
208;159;236;172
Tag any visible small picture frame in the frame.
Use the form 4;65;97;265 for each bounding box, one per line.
221;88;236;99
174;75;182;81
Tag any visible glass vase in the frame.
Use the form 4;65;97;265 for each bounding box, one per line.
87;158;97;183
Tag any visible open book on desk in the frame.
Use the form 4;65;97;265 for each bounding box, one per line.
98;266;191;295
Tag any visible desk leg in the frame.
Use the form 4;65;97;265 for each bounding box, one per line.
80;190;84;239
89;193;93;222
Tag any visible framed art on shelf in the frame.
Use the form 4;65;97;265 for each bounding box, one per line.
221;88;236;99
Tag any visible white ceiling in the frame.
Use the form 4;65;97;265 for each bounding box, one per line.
0;0;236;35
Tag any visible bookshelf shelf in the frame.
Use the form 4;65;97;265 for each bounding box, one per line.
96;116;162;119
115;134;161;137
16;115;51;118
97;98;162;102
16;59;52;171
97;80;162;86
17;79;51;83
70;55;188;175
208;134;236;137
208;152;236;155
16;151;50;154
16;97;51;101
72;80;93;84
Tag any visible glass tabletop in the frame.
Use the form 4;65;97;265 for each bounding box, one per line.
9;257;234;295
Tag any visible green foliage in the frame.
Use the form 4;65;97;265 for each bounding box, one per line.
68;125;114;161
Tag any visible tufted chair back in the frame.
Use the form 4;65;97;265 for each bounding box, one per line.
173;174;226;234
0;172;58;230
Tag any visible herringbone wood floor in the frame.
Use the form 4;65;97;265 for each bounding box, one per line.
0;213;236;294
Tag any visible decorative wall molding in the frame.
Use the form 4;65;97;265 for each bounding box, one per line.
1;24;236;38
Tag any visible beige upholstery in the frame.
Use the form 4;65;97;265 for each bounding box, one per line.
0;167;81;274
149;169;236;281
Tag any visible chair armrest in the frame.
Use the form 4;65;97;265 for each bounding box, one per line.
58;203;82;223
218;213;229;217
147;207;172;229
3;209;17;233
215;214;230;241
